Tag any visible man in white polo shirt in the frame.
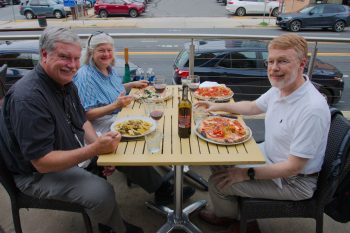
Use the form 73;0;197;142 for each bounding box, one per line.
195;34;331;233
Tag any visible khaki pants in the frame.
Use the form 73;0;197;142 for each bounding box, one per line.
209;174;317;219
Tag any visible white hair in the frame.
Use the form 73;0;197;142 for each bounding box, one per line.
82;32;115;65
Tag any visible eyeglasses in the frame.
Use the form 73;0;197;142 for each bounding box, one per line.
87;31;110;47
264;59;292;67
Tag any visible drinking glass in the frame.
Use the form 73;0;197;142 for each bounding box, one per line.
143;99;165;130
188;75;200;93
193;105;208;126
145;131;163;154
154;77;166;94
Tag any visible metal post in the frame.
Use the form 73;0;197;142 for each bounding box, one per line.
174;165;184;221
11;0;16;21
189;38;195;76
307;41;318;80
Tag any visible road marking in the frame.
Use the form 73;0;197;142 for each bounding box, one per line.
116;51;350;56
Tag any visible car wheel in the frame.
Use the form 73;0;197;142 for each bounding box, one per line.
129;9;138;18
99;10;108;18
54;10;63;19
333;21;345;32
25;11;34;19
289;20;301;32
271;7;279;17
235;7;246;16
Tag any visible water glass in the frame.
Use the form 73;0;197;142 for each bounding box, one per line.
188;75;200;92
181;77;190;87
145;131;163;154
193;106;208;126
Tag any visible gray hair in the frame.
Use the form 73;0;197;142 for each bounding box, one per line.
82;32;115;65
39;27;81;56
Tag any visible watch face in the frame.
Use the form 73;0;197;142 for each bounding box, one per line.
248;167;255;180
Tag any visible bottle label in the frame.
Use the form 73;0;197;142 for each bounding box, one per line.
178;111;191;128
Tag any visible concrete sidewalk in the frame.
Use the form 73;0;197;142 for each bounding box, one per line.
0;15;278;31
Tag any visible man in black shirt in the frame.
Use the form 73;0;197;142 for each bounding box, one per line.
0;27;142;233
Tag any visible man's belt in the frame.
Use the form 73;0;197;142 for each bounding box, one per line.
297;172;319;177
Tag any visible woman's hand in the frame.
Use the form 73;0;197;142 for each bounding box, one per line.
115;92;134;108
131;80;149;89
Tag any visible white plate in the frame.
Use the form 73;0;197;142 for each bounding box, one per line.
110;116;156;138
194;124;252;145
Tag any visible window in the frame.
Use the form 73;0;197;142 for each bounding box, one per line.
0;52;39;69
217;54;231;68
231;52;257;69
324;5;345;14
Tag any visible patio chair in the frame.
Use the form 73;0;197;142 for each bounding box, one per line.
238;108;350;233
0;64;7;99
0;116;93;233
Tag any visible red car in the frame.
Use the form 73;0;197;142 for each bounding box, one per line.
94;0;145;18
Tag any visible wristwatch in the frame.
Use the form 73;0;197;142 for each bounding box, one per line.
247;167;255;180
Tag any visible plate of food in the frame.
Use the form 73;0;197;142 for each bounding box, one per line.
193;85;234;101
133;86;173;102
111;116;156;138
195;116;252;145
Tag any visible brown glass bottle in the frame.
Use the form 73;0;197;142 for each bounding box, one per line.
178;85;192;138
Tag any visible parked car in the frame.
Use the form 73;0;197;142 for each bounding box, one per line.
94;0;145;18
19;0;70;19
173;40;344;105
226;0;279;17
276;4;350;32
0;40;139;92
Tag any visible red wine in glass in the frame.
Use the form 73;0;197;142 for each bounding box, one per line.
150;110;164;121
154;84;166;93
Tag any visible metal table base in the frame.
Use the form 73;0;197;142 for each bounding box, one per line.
146;165;207;233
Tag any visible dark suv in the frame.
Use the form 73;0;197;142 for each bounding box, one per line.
173;40;344;105
276;4;350;32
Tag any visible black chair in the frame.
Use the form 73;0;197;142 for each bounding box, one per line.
0;134;94;233
238;109;350;233
0;64;7;100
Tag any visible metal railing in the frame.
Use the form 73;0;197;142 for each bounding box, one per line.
1;33;349;108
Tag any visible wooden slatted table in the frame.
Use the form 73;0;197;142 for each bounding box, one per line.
97;85;265;233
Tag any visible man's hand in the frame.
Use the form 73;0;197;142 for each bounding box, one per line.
115;92;134;108
211;167;247;190
194;101;217;112
102;166;115;176
94;131;121;155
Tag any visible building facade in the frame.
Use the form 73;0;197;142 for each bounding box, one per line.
281;0;346;13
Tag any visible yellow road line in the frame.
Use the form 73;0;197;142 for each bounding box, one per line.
116;51;350;56
116;51;178;55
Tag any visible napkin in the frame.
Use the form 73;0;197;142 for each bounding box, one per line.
199;81;220;88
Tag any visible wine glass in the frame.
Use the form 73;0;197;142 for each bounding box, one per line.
188;75;200;93
154;77;167;94
146;99;165;128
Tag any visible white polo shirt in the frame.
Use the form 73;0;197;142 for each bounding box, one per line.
256;75;330;174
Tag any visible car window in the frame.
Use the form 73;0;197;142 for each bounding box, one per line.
30;0;40;5
194;52;217;66
115;0;124;3
324;5;345;13
174;50;189;67
0;52;39;69
310;5;324;14
217;53;231;68
231;52;257;69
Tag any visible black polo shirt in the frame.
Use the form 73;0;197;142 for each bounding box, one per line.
0;64;86;175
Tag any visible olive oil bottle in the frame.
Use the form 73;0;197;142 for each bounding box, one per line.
178;85;192;138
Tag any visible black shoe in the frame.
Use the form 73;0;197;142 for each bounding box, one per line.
154;182;195;205
124;221;144;233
